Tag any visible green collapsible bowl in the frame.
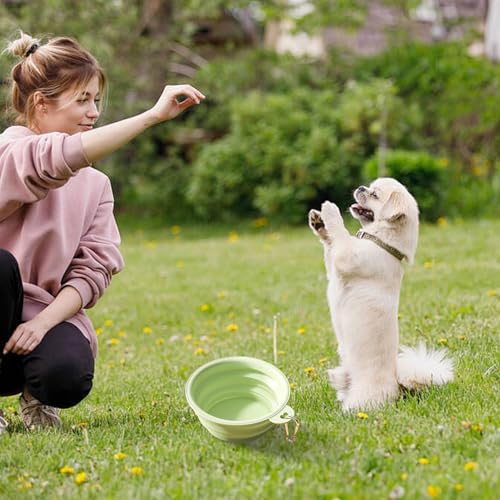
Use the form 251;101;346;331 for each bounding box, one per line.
185;356;294;442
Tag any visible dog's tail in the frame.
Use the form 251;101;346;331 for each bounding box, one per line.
397;342;454;390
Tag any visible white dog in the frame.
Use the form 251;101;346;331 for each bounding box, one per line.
308;177;453;411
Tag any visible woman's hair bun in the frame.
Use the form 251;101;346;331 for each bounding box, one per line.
5;30;41;58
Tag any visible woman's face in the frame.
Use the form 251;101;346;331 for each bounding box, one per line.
36;75;101;135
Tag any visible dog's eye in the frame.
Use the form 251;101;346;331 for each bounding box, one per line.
371;191;379;200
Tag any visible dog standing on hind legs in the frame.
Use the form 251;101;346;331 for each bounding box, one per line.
308;177;453;412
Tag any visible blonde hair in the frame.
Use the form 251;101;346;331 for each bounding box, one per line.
3;30;106;127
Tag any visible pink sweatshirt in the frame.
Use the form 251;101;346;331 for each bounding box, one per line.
0;126;124;357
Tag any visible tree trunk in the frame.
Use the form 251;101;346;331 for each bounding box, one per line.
485;0;500;61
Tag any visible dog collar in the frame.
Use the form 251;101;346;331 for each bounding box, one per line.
356;230;406;261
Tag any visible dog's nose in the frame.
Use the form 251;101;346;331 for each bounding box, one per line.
357;186;367;192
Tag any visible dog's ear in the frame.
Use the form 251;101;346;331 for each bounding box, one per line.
380;191;407;223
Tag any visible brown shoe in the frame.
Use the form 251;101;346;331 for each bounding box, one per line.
19;394;61;430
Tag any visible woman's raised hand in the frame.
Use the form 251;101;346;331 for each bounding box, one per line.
81;84;206;163
148;84;206;124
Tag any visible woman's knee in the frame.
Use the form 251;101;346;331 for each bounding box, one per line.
25;355;94;408
24;324;95;408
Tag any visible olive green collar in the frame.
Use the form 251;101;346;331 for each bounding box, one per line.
356;230;406;261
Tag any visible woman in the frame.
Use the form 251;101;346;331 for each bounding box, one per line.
0;31;205;431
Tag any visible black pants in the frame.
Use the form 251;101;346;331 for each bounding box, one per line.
0;249;94;408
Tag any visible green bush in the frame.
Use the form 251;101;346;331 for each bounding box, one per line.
444;164;500;219
364;149;446;220
354;43;500;173
188;88;346;222
188;80;424;222
337;79;423;157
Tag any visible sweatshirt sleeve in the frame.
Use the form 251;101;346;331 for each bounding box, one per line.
0;132;89;221
61;178;125;309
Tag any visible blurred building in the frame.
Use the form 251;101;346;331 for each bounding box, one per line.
265;0;490;58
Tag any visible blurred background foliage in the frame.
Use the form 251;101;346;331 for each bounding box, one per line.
1;0;498;222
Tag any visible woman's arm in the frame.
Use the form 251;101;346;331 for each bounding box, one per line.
3;286;82;355
81;84;205;163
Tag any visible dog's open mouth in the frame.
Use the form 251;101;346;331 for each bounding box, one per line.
350;203;374;222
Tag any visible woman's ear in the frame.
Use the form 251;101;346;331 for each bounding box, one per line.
33;91;48;113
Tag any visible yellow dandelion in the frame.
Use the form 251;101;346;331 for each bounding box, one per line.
184;334;193;342
297;327;306;335
319;357;329;366
176;260;185;268
357;412;368;420
464;461;478;471
228;231;239;243
75;472;87;485
423;261;434;269
304;367;317;378
418;458;430;465
143;326;153;335
130;466;144;476
290;383;297;390
155;338;165;346
95;327;103;336
438;158;449;168
104;319;113;327
107;338;120;346
217;291;226;299
400;473;408;481
454;483;463;492
427;485;441;498
76;421;88;428
117;330;127;338
200;303;212;312
60;465;75;475
437;338;448;346
18;480;33;491
252;217;268;228
436;217;448;227
457;335;466;340
486;289;497;297
114;452;127;460
170;225;181;235
194;347;207;356
145;240;157;249
226;323;238;332
471;423;483;433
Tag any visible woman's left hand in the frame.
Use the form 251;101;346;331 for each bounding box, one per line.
3;318;50;355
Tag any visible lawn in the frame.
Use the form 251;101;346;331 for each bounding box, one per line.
1;217;498;499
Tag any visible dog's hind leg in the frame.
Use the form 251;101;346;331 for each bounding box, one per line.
327;366;350;402
341;380;400;412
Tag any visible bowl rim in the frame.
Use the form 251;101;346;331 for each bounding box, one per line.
185;356;291;426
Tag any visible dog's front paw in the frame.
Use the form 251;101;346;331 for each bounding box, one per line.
321;201;342;226
308;209;331;243
308;209;324;232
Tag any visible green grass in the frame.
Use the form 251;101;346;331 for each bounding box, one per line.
1;218;499;499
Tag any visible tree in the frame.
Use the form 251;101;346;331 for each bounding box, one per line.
485;0;500;61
